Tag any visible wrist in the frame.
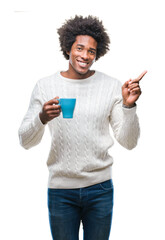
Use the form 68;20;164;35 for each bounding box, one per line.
39;112;47;125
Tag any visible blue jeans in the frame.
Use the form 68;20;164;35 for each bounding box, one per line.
47;179;114;240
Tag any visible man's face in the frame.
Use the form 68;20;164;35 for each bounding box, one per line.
67;35;97;78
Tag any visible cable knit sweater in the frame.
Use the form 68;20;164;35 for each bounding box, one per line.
18;71;140;189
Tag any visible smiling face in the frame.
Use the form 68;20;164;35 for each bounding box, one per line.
66;35;97;79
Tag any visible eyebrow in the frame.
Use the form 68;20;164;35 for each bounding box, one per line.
77;44;97;52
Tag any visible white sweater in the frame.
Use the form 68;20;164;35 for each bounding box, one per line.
18;71;140;189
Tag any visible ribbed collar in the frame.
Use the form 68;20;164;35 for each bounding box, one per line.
57;70;98;84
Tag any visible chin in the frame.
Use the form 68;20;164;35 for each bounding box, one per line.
78;70;89;75
76;67;90;75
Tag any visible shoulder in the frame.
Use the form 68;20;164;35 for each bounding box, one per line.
37;72;59;87
95;71;122;87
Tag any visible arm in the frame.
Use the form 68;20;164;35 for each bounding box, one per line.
110;96;140;150
109;71;147;150
18;82;62;149
18;82;45;149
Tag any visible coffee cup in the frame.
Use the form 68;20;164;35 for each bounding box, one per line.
58;98;76;118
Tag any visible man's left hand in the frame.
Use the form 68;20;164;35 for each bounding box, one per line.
122;70;147;107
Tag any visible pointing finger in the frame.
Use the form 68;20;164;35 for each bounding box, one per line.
137;70;148;81
130;70;147;84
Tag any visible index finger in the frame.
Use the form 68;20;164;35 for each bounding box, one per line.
137;70;148;81
46;97;59;105
130;70;148;84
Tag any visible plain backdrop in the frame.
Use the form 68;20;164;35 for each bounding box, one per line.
1;0;165;239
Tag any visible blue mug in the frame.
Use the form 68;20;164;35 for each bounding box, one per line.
58;98;76;118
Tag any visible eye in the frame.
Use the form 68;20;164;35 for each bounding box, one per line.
89;50;96;55
77;47;82;51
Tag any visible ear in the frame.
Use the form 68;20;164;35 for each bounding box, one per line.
92;57;96;63
66;51;70;56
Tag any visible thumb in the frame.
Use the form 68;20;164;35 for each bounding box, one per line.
122;79;131;89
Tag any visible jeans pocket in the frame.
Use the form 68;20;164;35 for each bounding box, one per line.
99;179;113;191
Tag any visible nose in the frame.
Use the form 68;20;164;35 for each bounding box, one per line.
81;50;89;60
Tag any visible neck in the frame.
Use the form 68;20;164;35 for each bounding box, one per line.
61;64;95;80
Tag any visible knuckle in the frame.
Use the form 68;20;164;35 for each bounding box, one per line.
43;103;47;110
44;105;49;111
54;105;58;110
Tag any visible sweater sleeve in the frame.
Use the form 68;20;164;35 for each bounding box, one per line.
18;82;45;150
109;81;140;150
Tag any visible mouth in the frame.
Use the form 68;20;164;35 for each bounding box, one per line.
76;60;89;68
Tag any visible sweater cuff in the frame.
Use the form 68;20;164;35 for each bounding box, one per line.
122;103;136;108
33;113;45;129
122;104;137;118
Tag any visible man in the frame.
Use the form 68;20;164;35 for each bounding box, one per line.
18;15;147;240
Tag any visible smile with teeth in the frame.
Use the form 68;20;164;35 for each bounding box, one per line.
77;60;89;67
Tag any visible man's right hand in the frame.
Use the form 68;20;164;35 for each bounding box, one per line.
39;96;61;124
